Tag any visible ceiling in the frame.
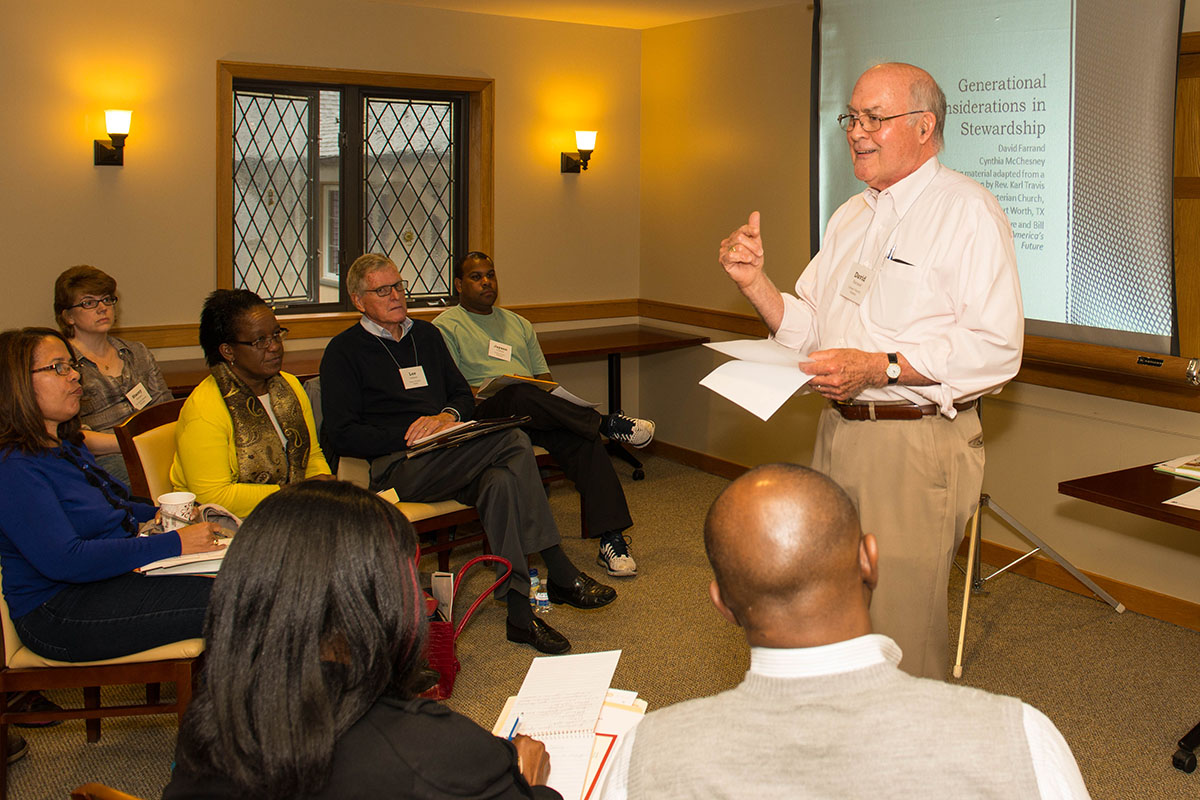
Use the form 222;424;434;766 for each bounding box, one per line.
392;0;805;30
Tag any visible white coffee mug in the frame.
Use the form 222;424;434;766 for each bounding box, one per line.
157;491;197;531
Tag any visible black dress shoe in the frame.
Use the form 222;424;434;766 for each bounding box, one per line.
546;572;617;610
506;617;571;654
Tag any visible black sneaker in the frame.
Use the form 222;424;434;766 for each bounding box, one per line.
597;533;637;576
601;413;655;448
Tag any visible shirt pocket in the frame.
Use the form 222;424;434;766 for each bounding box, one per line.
865;259;940;338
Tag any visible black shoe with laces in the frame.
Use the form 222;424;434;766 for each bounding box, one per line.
600;413;655;448
597;533;637;577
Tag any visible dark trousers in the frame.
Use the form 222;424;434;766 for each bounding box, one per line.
477;383;633;538
371;428;562;597
14;573;212;662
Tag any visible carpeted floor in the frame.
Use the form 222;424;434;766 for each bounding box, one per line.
11;454;1200;799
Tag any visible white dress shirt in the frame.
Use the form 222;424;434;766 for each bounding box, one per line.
773;157;1024;416
600;634;1090;800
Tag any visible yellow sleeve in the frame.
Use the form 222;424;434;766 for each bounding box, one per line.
170;376;279;519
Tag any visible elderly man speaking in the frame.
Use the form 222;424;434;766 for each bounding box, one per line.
718;62;1023;679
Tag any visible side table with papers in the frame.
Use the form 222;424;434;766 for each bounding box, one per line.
1057;464;1200;775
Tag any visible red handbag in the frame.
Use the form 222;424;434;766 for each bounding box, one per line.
421;554;512;700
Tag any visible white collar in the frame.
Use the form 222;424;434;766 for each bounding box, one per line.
863;156;940;217
749;633;902;679
359;315;413;341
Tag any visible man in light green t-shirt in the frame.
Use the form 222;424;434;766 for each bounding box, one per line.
434;252;654;578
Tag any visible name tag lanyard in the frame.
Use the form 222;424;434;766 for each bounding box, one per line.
374;333;428;390
841;175;936;304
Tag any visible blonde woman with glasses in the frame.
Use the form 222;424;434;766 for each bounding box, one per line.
52;265;173;485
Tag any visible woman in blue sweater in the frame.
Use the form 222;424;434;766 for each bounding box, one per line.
0;327;223;663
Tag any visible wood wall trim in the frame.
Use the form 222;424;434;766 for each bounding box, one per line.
637;299;768;336
646;439;1200;632
1181;31;1200;56
215;61;495;92
1176;176;1200;198
634;301;1200;412
122;298;1200;412
644;439;750;481
112;299;643;348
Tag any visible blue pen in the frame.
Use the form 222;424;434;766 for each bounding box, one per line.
506;716;521;740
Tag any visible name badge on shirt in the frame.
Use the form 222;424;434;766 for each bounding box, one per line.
125;382;152;410
488;340;513;361
839;262;880;305
400;366;429;389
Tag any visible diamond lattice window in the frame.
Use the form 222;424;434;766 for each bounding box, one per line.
230;80;468;312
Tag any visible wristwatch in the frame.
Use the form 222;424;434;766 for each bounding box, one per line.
886;353;901;385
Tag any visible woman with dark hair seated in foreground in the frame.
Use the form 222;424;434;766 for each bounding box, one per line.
163;480;560;800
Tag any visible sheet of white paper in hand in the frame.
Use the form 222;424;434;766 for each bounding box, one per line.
699;339;812;421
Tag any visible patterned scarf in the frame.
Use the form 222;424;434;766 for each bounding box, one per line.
211;363;309;487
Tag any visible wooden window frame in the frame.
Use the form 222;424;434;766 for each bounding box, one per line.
215;61;494;340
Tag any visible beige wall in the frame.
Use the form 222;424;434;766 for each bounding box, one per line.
2;1;642;330
638;5;1200;607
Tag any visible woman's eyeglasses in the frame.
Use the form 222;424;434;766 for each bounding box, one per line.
67;295;118;310
31;361;81;377
232;328;289;350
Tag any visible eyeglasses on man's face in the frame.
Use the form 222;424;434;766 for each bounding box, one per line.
67;295;119;311
232;328;289;350
31;360;81;377
836;110;929;133
365;280;408;298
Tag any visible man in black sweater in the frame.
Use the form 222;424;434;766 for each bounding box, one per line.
320;254;616;654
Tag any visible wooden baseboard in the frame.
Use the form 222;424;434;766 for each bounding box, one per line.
644;440;750;481
649;439;1200;633
960;538;1200;633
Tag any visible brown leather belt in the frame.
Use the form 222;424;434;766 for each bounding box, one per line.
832;399;978;421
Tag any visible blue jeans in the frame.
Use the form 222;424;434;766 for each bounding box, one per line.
13;572;212;662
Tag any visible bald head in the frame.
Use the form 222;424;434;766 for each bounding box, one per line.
704;464;875;646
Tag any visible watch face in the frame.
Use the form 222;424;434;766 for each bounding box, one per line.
887;363;902;379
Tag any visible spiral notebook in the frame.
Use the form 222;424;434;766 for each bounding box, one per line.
507;650;622;800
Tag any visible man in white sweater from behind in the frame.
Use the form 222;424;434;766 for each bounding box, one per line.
601;463;1090;800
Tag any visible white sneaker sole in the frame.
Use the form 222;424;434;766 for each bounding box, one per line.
597;554;638;577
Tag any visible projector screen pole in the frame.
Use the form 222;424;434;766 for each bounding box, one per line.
951;400;1125;679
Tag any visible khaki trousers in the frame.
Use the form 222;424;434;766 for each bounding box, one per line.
812;405;984;679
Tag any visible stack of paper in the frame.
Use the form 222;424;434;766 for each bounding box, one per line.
137;544;228;576
699;338;812;421
491;650;645;800
1154;454;1200;480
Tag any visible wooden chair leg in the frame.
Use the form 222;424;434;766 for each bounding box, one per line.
176;663;193;720
146;682;160;704
84;686;101;742
0;720;9;800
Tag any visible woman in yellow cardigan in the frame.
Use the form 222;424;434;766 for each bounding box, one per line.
171;290;331;519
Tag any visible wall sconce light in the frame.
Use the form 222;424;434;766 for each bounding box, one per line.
94;109;132;166
561;130;597;173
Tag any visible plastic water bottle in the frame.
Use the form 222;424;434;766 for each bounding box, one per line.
536;587;551;615
529;568;540;609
